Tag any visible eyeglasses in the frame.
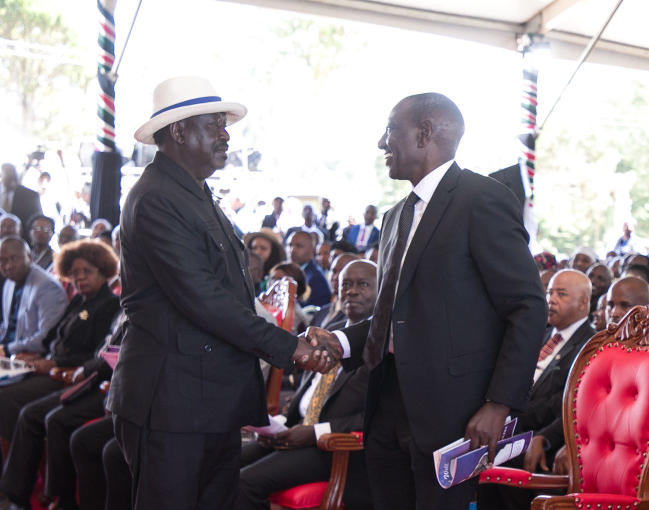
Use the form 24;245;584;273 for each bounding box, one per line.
32;226;52;233
70;268;99;279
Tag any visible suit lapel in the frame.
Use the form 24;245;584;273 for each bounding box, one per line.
532;322;592;393
395;163;461;302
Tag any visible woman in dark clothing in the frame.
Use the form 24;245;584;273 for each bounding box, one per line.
0;240;120;510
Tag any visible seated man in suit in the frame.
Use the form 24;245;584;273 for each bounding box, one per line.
311;253;360;329
286;231;330;307
237;260;378;510
345;205;379;252
478;269;595;510
29;214;56;271
0;236;68;358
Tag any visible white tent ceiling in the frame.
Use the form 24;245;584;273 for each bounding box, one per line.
222;0;649;70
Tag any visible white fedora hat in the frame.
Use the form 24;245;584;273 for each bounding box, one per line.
134;76;247;145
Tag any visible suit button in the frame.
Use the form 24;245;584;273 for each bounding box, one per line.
204;345;212;352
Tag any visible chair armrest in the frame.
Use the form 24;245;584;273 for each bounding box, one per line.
480;467;569;490
531;495;578;510
317;433;364;452
315;433;363;510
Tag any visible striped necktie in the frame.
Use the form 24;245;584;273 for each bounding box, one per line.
538;333;563;362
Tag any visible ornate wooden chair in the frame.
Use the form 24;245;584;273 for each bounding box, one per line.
269;432;364;510
479;305;649;510
259;277;297;416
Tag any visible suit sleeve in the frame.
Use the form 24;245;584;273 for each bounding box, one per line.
133;191;298;368
537;416;565;451
468;181;548;412
340;320;371;372
6;279;68;355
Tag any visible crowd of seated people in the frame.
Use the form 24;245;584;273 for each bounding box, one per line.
1;188;649;510
474;244;649;509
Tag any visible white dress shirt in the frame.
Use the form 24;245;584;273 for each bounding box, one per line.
533;316;588;383
335;159;456;357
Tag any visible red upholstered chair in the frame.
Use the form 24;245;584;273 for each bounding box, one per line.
479;305;649;510
259;277;297;416
269;432;364;510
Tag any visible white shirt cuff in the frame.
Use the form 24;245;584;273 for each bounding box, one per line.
314;422;332;440
332;330;351;359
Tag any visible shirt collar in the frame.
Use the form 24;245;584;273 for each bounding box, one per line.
412;159;455;204
552;316;589;342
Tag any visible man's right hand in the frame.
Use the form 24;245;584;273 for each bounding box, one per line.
291;336;333;373
305;327;343;362
290;327;343;374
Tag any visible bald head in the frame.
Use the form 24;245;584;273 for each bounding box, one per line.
546;269;591;330
339;260;378;325
405;93;465;157
607;277;649;324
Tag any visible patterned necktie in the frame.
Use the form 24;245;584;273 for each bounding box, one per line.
363;192;420;370
538;333;563;362
303;363;340;426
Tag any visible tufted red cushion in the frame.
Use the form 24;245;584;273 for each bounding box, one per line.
573;343;649;496
569;493;640;509
269;482;329;509
479;467;533;486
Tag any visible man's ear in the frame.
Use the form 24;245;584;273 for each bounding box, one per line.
418;120;434;147
169;121;185;144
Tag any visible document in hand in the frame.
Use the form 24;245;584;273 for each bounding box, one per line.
433;418;533;489
242;415;288;437
0;356;34;386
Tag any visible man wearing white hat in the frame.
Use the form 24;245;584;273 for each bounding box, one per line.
107;77;334;510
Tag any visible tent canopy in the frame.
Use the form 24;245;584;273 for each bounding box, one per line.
223;0;649;70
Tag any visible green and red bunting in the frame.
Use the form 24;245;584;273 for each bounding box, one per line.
519;68;537;206
96;0;116;152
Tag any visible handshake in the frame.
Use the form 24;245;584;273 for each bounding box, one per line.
290;327;343;374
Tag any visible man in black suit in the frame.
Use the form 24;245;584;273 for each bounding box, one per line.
261;197;284;230
237;260;377;510
307;93;547;510
106;77;327;510
477;269;595;510
286;231;331;307
0;163;42;237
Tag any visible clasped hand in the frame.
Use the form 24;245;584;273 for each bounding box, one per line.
290;327;343;374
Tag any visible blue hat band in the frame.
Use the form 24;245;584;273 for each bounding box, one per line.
151;96;222;119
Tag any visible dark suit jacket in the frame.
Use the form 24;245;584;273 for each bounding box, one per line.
489;164;526;211
345;224;379;249
45;283;120;368
518;320;596;451
285;365;369;433
11;185;42;233
300;259;331;308
311;303;345;330
261;214;278;229
342;163;548;454
107;152;298;434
